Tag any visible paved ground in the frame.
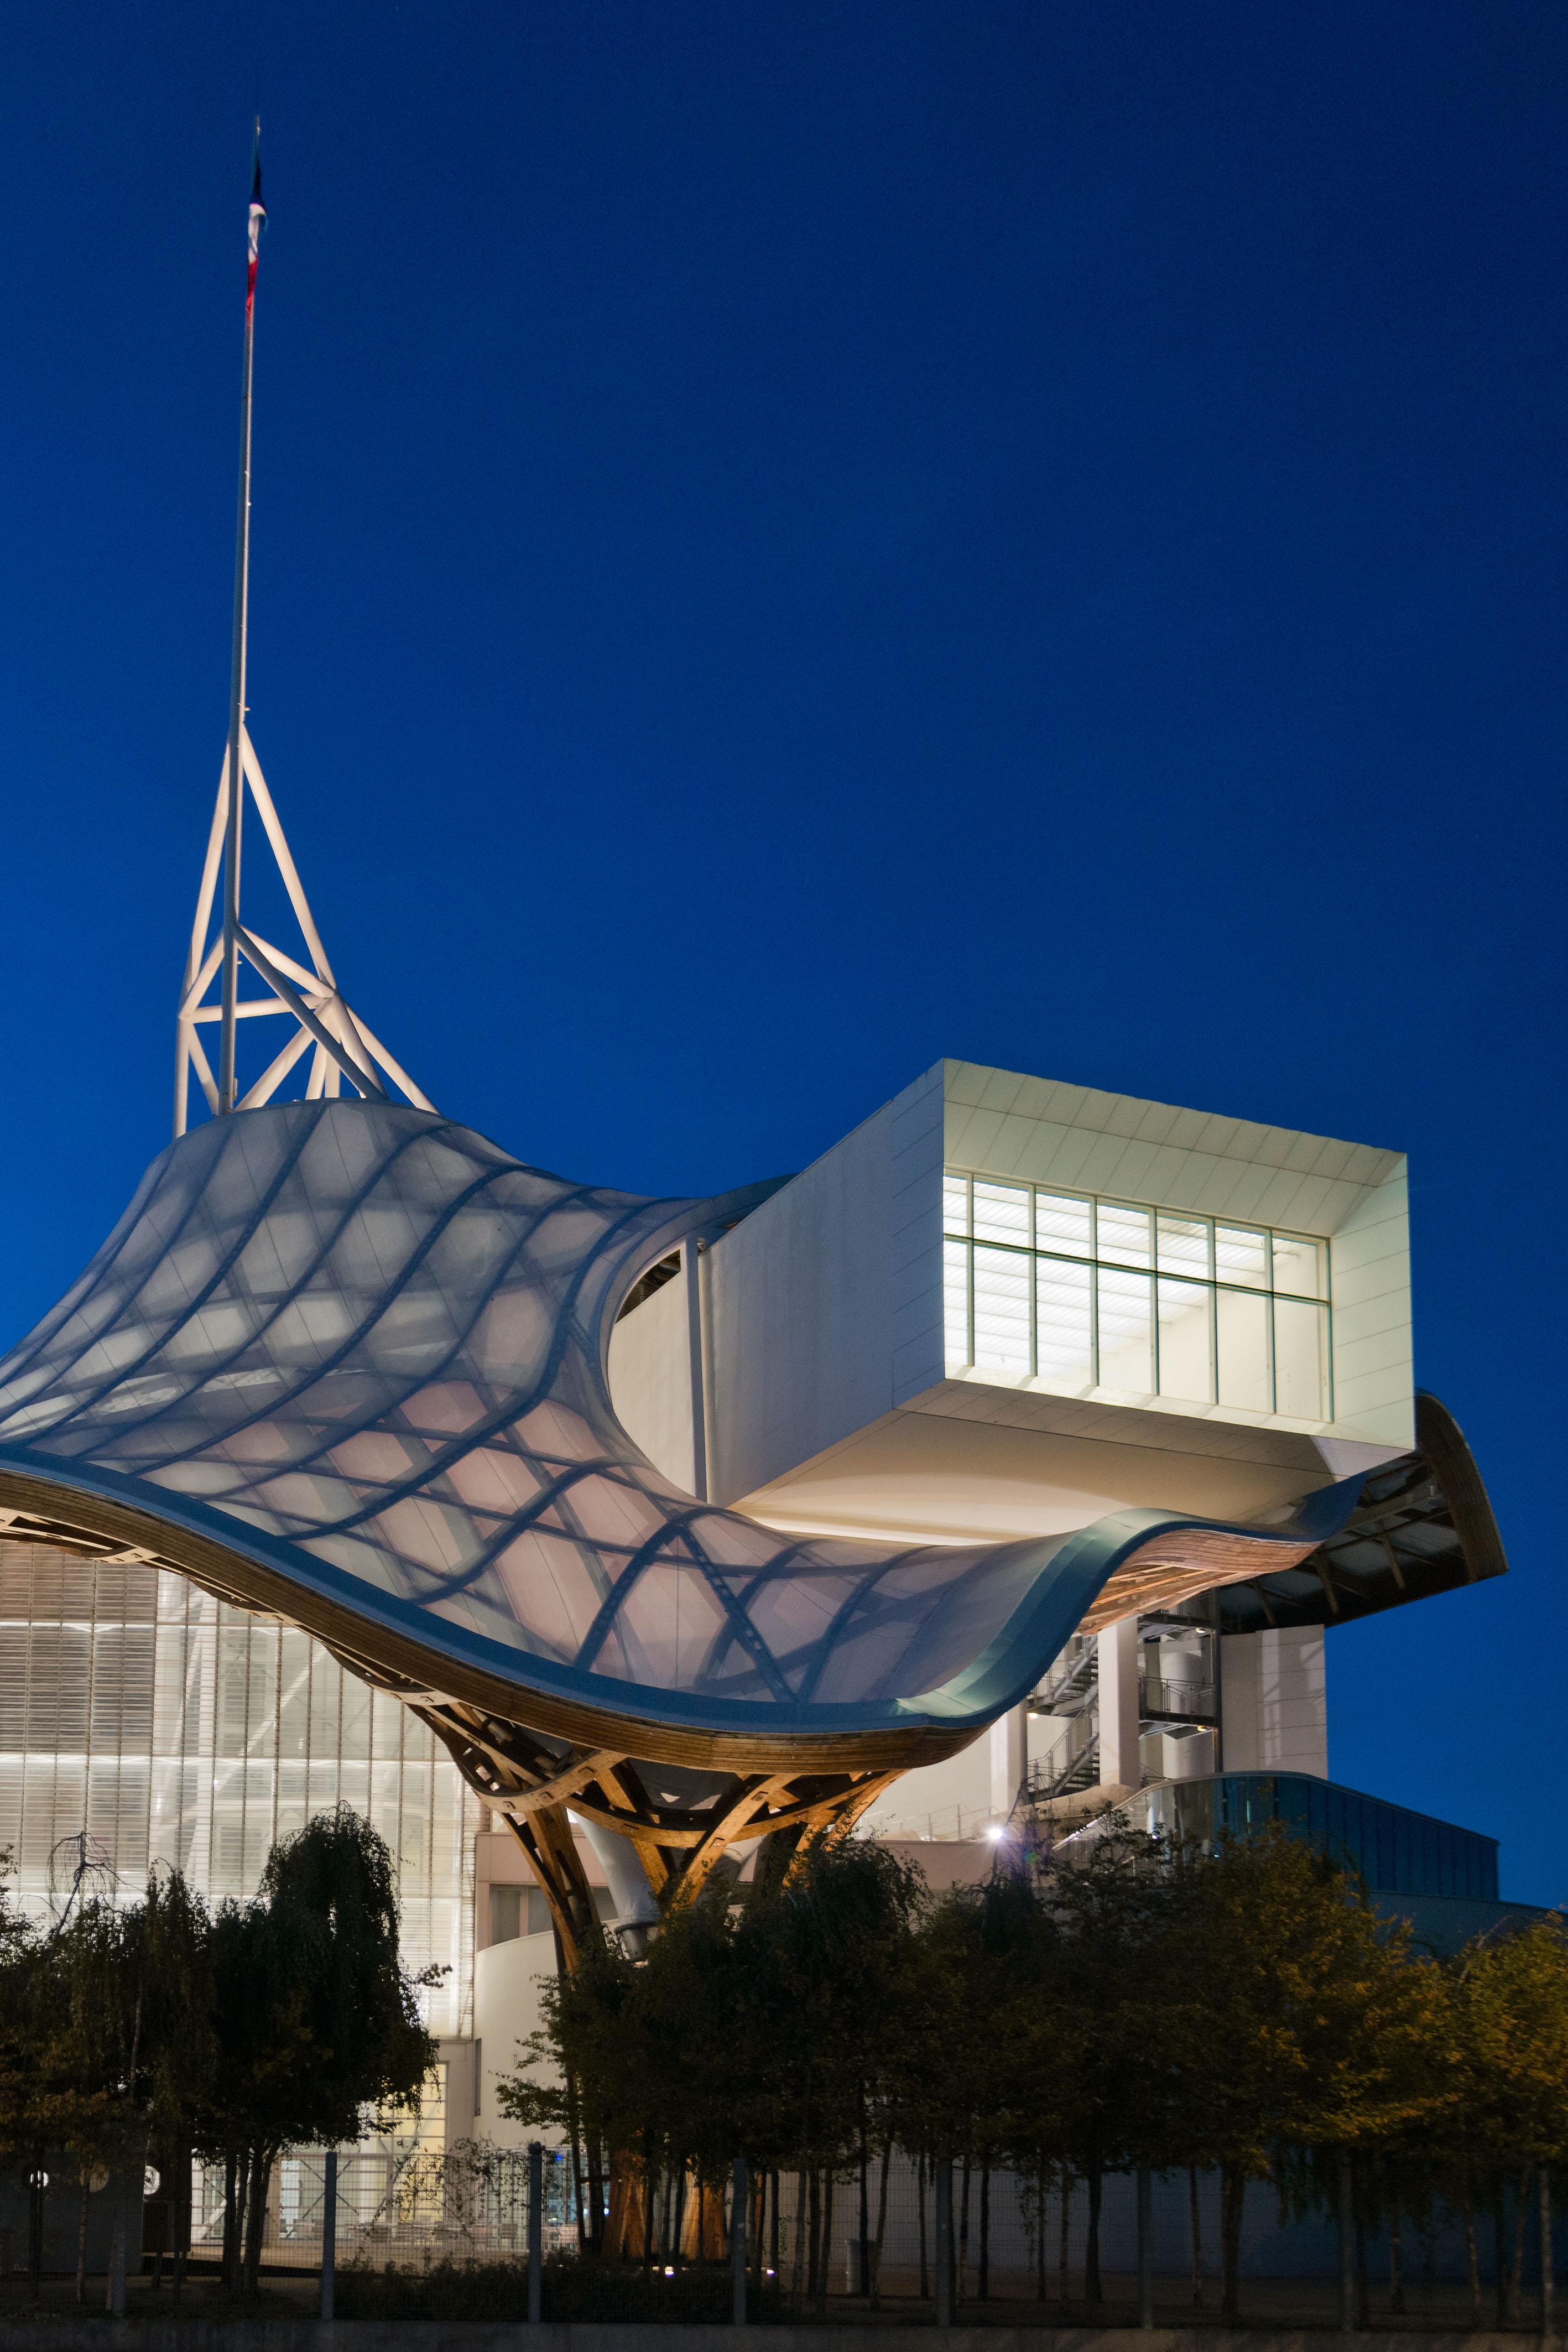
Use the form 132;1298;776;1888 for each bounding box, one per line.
0;2267;1539;2332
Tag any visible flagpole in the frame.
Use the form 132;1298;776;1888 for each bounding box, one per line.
220;121;264;1115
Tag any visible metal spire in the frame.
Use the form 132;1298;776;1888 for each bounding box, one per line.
174;123;434;1138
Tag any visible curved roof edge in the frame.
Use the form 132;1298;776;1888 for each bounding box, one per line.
0;1437;1364;1772
1213;1391;1507;1634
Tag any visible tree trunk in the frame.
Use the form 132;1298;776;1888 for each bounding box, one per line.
1513;2167;1531;2323
1462;2174;1481;2324
76;2178;91;2304
770;2167;780;2285
980;2162;991;2302
1036;2161;1048;2302
173;2140;190;2306
1059;2169;1072;2304
29;2160;45;2297
243;2146;273;2296
790;2169;806;2308
567;2101;586;2252
1496;2187;1510;2328
1220;2162;1246;2324
222;2153;242;2292
1189;2164;1204;2308
816;2168;835;2316
105;2184;127;2318
585;2138;605;2254
917;2152;929;2299
958;2155;971;2302
806;2167;820;2304
1085;2158;1103;2306
1389;2195;1404;2314
1541;2166;1555;2338
1355;2156;1370;2329
872;2141;891;2308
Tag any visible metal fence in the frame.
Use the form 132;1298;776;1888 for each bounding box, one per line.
191;2141;579;2274
186;2140;1544;2330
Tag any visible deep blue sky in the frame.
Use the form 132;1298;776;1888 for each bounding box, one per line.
1;4;1563;1897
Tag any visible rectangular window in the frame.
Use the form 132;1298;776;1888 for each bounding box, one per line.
1096;1203;1151;1268
1035;1257;1093;1386
1097;1267;1153;1392
941;1170;1333;1419
1035;1193;1092;1258
972;1245;1031;1376
1157;1214;1211;1281
943;1237;971;1368
1157;1278;1215;1404
1215;1225;1270;1289
972;1181;1030;1248
1216;1286;1272;1412
1273;1234;1327;1300
1274;1296;1331;1420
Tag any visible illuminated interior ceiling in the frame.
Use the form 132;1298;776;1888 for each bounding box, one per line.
0;1102;1504;1944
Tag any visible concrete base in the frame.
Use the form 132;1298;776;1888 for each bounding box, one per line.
0;2327;1544;2351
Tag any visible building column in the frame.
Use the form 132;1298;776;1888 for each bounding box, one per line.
1096;1616;1142;1792
988;1703;1026;1818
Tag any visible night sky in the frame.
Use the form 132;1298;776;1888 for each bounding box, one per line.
2;5;1562;1898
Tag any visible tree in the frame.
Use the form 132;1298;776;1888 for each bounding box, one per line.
1169;1822;1452;2319
502;1830;926;2299
197;1807;437;2292
47;1869;217;2302
1432;1917;1568;2321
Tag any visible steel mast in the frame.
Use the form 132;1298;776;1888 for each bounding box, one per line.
171;128;433;1139
218;121;265;1115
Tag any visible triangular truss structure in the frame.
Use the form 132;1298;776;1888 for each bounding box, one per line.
173;123;432;1139
173;726;435;1135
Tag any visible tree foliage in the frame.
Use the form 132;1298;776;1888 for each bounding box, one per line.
0;1807;436;2299
501;1812;1565;2319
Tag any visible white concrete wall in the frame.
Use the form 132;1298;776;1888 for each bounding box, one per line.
942;1061;1404;1246
606;1259;697;1490
1328;1167;1415;1449
1096;1615;1142;1791
702;1080;941;1506
856;1726;993;1839
473;1932;561;2147
1220;1627;1329;1777
890;1063;948;1406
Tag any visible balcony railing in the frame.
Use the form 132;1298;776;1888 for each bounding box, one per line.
1139;1674;1217;1722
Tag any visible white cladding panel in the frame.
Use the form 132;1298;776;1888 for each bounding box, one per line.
1220;1626;1330;1778
679;1061;1412;1544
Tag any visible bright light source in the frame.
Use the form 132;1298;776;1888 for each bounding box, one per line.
664;2266;675;2277
986;1823;1008;1841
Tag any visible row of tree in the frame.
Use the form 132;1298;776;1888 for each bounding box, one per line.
0;1808;434;2300
502;1819;1568;2319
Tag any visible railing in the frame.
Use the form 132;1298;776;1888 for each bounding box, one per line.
1025;1730;1100;1805
1031;1648;1097;1718
1139;1675;1216;1721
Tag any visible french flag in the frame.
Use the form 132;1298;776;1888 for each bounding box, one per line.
246;124;265;318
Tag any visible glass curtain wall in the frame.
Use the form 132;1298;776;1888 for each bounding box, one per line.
0;1542;475;2033
943;1174;1331;1419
